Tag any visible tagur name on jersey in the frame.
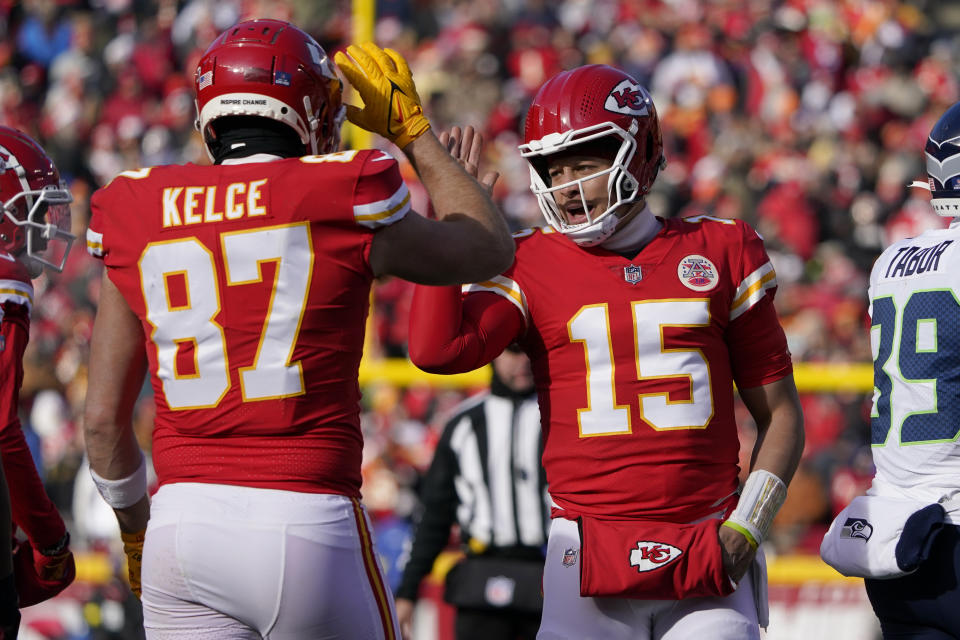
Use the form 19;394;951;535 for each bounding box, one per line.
161;179;268;227
882;240;953;279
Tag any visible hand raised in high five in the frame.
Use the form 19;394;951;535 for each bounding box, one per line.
439;126;499;194
334;42;431;149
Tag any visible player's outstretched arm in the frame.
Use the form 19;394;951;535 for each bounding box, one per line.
83;271;150;596
408;283;523;373
335;44;513;284
372;131;513;284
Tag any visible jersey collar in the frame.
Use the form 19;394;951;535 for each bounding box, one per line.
220;153;285;165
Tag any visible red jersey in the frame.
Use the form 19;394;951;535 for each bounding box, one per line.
427;216;792;522
0;253;66;548
87;150;411;497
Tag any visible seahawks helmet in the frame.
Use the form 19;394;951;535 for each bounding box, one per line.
923;101;960;217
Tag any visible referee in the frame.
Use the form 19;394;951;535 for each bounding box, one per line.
396;345;548;640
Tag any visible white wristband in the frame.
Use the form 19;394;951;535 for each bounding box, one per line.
90;452;148;509
724;469;787;547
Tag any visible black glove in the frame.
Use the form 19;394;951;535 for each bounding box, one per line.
0;572;19;640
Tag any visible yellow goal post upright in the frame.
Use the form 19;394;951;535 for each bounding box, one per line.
342;0;375;152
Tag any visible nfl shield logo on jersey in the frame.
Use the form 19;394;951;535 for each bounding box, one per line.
562;547;579;567
678;255;719;291
623;264;642;284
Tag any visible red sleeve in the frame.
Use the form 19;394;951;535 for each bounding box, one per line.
352;152;412;273
353;151;411;229
718;220;793;388
86;185;110;261
354;152;407;207
408;285;525;373
727;296;793;388
0;303;65;548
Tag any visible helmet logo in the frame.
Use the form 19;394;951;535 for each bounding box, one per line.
605;80;650;117
926;151;960;190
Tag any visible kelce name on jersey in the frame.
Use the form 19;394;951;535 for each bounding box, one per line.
162;179;268;228
883;240;953;279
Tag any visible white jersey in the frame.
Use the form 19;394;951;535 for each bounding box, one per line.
867;221;960;523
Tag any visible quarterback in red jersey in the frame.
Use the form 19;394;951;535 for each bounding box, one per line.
408;66;805;639
0;127;77;631
82;20;513;640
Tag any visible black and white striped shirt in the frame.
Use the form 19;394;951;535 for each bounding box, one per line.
396;390;548;601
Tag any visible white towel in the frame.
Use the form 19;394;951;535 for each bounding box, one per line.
819;494;928;579
752;546;769;629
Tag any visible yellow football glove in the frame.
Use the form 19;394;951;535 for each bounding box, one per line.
334;42;431;149
120;529;145;599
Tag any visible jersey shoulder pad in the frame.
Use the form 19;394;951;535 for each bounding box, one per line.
296;148;388;180
728;221;777;321
298;148;370;168
512;225;558;246
89;166;178;258
678;213;746;237
0;254;33;311
101;167;156;190
91;166;158;210
348;150;410;229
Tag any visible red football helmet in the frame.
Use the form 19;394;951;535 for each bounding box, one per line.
0;127;73;272
194;19;345;159
520;65;665;246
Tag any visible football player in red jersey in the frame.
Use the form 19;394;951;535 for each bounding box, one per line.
407;66;805;639
81;19;513;640
0;127;77;631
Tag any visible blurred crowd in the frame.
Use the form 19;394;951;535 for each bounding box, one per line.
2;0;957;635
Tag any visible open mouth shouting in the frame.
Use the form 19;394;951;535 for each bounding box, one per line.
563;201;597;225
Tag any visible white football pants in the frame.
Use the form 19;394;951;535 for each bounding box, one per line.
141;483;400;640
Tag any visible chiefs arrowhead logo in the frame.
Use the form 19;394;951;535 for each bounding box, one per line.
605;80;651;117
629;541;683;572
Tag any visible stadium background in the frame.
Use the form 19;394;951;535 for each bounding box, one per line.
6;0;957;637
